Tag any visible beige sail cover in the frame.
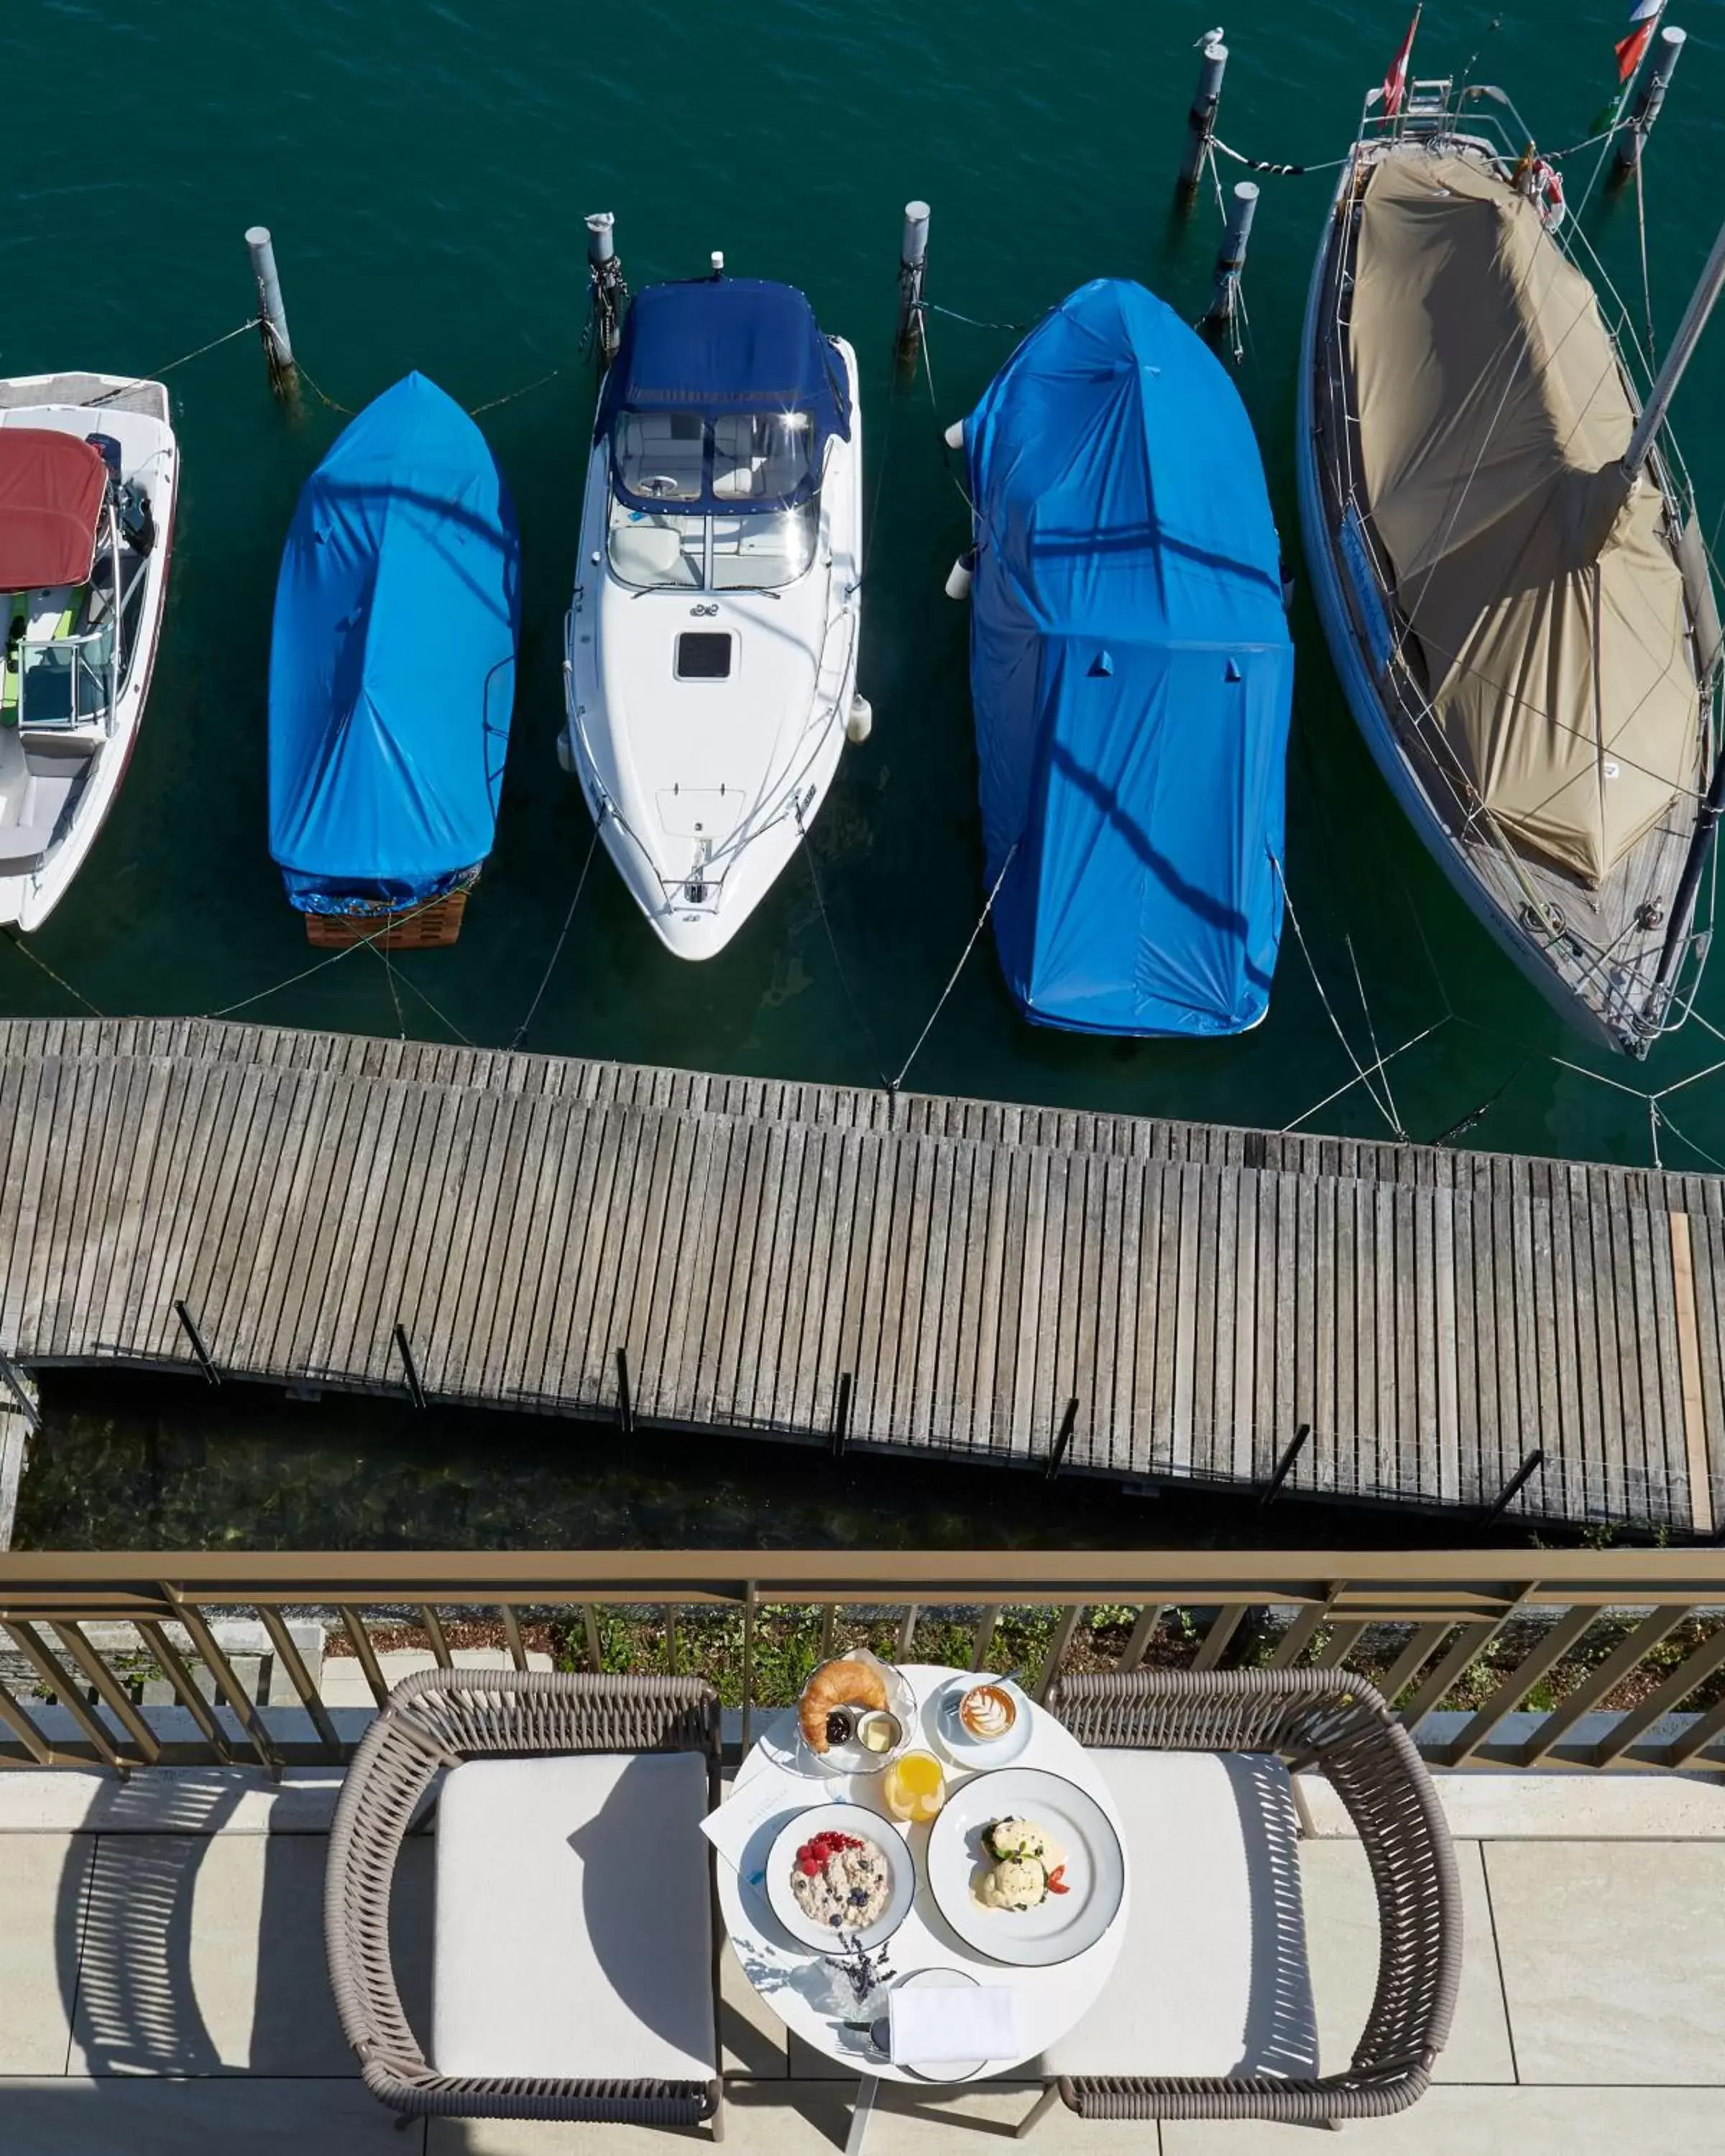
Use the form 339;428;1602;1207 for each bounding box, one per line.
1350;151;1698;886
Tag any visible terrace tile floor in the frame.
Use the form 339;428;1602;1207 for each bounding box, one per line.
1;1766;1722;2154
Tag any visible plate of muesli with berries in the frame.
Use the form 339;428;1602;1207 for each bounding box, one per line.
765;1804;915;1951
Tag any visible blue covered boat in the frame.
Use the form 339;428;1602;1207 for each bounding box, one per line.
269;372;520;946
961;279;1293;1035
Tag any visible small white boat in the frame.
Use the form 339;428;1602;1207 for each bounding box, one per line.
0;374;177;932
561;274;862;959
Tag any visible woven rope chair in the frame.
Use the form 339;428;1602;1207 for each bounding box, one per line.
323;1667;724;2132
1030;1667;1460;2130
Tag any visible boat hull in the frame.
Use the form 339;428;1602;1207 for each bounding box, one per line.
1294;149;1708;1060
0;377;178;935
564;338;863;962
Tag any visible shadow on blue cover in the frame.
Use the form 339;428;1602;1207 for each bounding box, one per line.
269;372;520;912
965;279;1293;1036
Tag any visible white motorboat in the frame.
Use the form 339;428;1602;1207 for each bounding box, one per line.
0;374;177;932
1297;72;1725;1058
561;274;863;959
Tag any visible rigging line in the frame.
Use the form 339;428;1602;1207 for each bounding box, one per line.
511;821;601;1051
2;929;104;1016
1412;607;1705;816
1397;217;1611;637
891;839;1018;1096
1280;1018;1447;1135
795;800;891;1092
204;895;446;1017
1633;152;1657;368
1269;854;1404;1137
82;318;262;406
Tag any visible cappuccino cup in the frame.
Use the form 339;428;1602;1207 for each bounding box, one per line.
957;1682;1016;1743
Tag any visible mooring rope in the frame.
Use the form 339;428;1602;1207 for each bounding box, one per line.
1210;136;1350;178
918;300;1027;336
891;839;1018;1096
2;928;104;1015
1282;1018;1449;1136
83;318;263;407
294;359;357;417
374;942;474;1047
1269;855;1408;1141
468;367;563;418
204;894;446;1017
511;820;602;1051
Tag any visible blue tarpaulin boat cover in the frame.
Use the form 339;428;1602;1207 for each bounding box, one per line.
269;372;520;913
966;279;1293;1036
595;277;850;512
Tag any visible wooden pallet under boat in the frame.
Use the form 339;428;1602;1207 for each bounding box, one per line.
302;890;468;950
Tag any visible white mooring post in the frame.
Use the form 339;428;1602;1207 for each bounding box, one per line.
586;211;626;369
1202;180;1259;339
1178;34;1229;203
244;226;297;398
895;201;931;367
1616;24;1686;175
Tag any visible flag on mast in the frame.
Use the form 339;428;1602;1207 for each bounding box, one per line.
1616;0;1663;83
1381;6;1420;118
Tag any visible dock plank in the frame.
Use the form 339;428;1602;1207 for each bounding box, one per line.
0;1016;1718;1534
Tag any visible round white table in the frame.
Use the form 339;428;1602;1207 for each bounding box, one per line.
714;1664;1129;2141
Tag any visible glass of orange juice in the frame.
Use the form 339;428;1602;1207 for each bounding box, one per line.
882;1749;945;1823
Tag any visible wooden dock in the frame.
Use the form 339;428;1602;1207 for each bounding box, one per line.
1;1017;1722;1534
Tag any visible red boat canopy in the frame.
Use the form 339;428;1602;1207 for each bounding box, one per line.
0;430;108;591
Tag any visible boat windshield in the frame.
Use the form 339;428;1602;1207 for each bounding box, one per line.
10;620;114;727
607;409;822;592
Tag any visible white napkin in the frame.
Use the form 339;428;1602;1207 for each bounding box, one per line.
699;1775;800;1875
887;1984;1019;2066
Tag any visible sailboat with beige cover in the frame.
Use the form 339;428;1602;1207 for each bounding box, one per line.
1298;68;1725;1056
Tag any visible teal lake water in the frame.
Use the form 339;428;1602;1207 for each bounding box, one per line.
5;1;1725;1548
5;0;1724;1166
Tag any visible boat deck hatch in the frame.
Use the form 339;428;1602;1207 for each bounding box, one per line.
676;631;732;681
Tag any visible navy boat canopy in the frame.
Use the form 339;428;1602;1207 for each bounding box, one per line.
596;277;850;514
268;373;520;914
965;278;1294;1038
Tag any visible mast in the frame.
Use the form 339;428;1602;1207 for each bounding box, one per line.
1623;216;1725;483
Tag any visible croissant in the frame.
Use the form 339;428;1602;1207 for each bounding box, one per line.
799;1657;889;1751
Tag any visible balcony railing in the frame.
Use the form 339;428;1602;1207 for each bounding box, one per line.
2;1547;1724;1777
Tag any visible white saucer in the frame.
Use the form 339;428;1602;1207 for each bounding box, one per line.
928;1674;1034;1767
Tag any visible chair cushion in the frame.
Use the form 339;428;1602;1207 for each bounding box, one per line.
1042;1751;1317;2081
433;1751;716;2083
